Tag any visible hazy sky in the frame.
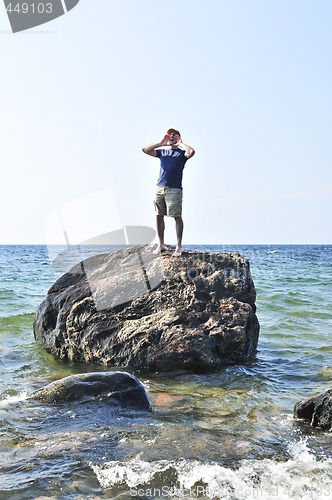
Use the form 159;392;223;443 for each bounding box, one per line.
1;0;331;245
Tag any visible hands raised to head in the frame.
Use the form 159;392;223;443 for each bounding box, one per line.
161;132;182;147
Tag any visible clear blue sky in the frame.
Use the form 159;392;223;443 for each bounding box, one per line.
1;0;331;245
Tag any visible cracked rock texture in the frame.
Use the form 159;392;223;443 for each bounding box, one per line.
34;246;260;372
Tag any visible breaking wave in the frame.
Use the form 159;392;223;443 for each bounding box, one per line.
91;439;332;499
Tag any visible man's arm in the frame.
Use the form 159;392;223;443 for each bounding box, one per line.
142;135;170;157
142;142;162;157
179;142;195;159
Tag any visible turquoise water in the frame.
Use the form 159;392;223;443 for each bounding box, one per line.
0;244;332;499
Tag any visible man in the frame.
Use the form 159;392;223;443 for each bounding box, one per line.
142;128;195;256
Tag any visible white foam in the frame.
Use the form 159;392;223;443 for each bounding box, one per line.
287;437;317;463
0;391;28;408
90;440;332;499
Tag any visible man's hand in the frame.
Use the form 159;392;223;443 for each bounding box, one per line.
161;134;170;145
174;133;182;146
161;133;182;146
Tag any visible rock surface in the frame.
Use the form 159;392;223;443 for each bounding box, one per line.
34;246;260;372
30;371;151;409
294;388;332;430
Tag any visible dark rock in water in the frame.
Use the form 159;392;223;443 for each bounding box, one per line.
34;246;260;372
29;371;151;409
294;388;332;430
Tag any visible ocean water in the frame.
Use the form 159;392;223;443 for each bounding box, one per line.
0;244;331;499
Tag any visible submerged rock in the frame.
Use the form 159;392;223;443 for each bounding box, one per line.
294;388;332;430
30;371;151;409
34;246;260;372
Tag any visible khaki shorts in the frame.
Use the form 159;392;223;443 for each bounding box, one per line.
154;186;183;217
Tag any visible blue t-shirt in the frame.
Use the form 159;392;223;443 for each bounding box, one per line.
156;148;187;188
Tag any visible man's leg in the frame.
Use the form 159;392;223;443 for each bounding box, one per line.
154;187;167;253
163;187;183;256
155;215;167;253
173;216;183;256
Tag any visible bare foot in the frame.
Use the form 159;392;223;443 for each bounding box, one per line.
172;247;182;257
153;244;167;255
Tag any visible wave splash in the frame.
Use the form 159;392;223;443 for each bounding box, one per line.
91;439;332;499
0;391;28;408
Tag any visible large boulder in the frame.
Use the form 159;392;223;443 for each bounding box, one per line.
29;371;150;409
294;388;332;430
34;246;260;372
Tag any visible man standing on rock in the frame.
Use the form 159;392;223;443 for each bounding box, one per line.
142;128;195;256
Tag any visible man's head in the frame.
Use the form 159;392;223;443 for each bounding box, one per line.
167;128;180;136
166;128;181;145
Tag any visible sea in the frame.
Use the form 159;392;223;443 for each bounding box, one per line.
0;244;331;500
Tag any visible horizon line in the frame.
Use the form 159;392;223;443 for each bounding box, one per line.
1;242;332;247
